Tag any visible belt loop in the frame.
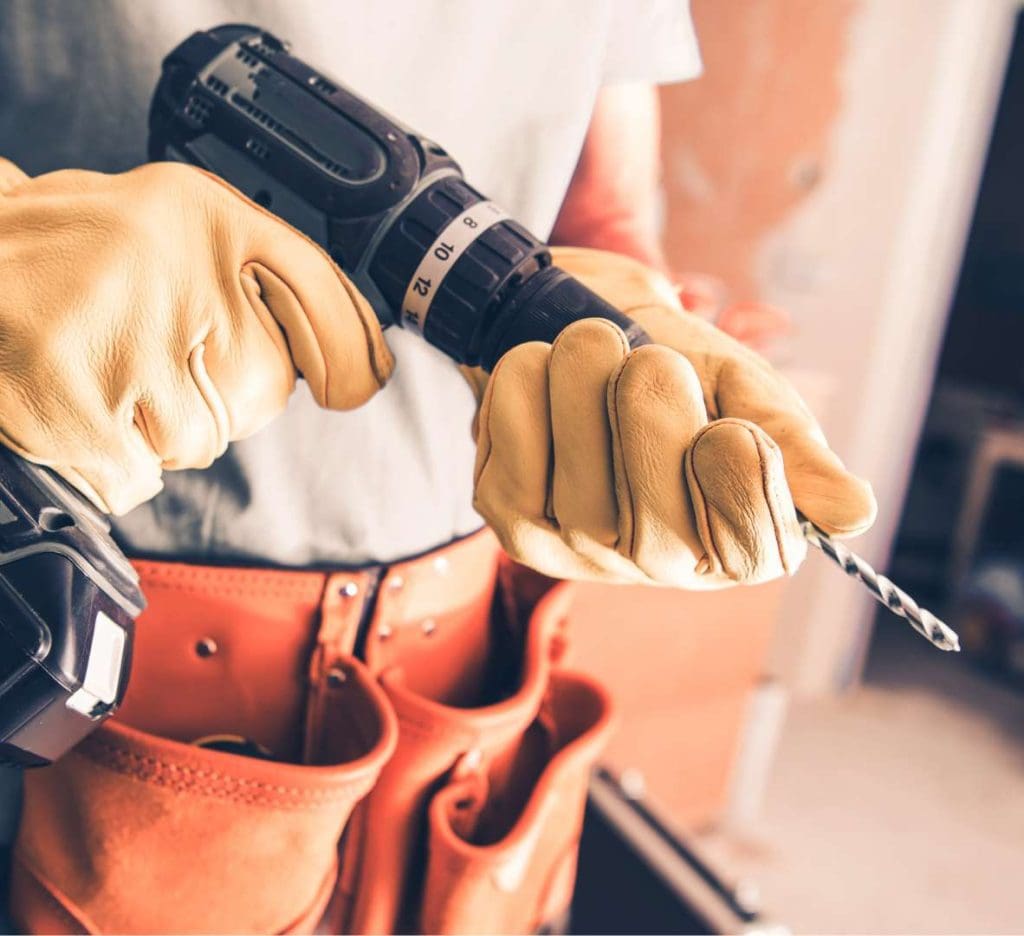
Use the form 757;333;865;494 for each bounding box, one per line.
310;572;370;678
303;571;373;764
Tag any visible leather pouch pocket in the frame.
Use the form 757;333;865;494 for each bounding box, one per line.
11;656;397;936
342;581;576;934
419;671;614;935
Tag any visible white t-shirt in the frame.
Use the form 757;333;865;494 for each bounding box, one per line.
0;0;701;566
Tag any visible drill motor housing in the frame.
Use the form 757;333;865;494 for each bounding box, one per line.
149;24;646;369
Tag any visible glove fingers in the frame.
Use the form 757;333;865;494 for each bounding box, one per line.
68;426;165;515
550;321;627;531
197;169;394;410
474;341;552;525
0;161;382;517
474;342;606;580
684;418;807;583
780;432;877;536
550;318;642;579
608;344;710;586
195;264;298;440
0;279;163;514
132;342;237;470
0;388;163;516
0;157;29;195
715;358;877;537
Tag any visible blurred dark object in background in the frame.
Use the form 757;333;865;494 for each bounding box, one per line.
955;558;1024;684
887;11;1024;674
938;11;1024;403
570;769;782;935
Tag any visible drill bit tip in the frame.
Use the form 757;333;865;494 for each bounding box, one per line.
925;614;960;653
800;521;961;653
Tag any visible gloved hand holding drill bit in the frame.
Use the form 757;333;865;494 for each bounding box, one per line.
468;247;878;587
0;158;393;515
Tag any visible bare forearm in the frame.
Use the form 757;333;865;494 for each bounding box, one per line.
550;84;666;270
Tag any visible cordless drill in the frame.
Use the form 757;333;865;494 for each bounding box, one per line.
0;23;650;766
148;24;648;367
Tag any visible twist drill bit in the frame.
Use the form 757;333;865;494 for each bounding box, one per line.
800;521;961;652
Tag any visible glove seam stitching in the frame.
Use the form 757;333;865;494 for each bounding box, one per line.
606;359;636;558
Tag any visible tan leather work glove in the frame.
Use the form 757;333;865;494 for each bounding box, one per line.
0;159;392;514
469;247;876;588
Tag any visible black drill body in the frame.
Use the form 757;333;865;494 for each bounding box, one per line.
148;24;648;369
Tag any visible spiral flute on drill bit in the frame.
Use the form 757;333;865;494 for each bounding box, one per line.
800;521;960;652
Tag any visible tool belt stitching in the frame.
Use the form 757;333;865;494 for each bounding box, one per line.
78;740;375;807
136;561;326;580
134;562;331;597
138;578;327;601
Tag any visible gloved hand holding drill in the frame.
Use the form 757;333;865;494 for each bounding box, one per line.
0;158;393;514
468;247;876;587
0;158;874;585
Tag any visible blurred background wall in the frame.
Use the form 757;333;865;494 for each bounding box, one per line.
569;4;1024;930
569;0;1018;833
662;0;1015;695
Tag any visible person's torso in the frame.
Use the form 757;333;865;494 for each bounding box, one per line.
0;0;617;565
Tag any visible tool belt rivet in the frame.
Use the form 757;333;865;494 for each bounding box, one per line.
194;637;218;658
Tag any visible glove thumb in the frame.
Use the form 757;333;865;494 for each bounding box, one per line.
716;357;877;537
195;166;395;412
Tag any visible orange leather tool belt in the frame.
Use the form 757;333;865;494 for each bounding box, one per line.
10;529;614;935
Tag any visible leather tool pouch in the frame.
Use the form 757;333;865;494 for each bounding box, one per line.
419;671;614;935
343;568;614;935
11;562;397;935
11;537;613;936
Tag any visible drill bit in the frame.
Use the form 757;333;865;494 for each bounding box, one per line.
800;521;961;652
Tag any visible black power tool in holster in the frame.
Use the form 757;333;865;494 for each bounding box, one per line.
0;23;649;766
0;449;142;766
